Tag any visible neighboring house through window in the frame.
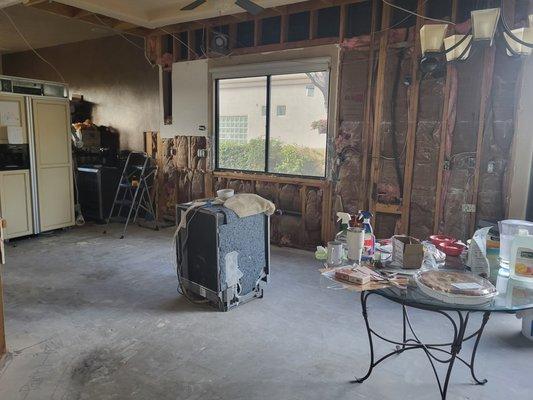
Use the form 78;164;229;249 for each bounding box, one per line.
219;115;248;142
215;64;330;177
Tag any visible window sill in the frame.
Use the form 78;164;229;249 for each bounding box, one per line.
213;169;327;187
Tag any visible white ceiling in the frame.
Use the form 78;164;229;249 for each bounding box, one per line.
0;5;113;54
49;0;308;28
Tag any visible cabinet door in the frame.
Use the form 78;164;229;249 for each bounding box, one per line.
0;171;33;239
0;94;28;144
32;98;74;231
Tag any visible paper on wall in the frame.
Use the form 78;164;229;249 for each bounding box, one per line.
0;100;22;127
7;126;24;144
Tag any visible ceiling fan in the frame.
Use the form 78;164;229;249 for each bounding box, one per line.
181;0;265;16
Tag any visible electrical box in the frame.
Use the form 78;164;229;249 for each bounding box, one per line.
160;59;209;138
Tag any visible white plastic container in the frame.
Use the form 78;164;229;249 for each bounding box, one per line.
509;229;533;283
516;311;533;341
498;220;533;267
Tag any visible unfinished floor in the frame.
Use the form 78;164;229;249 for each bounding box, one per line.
0;224;531;400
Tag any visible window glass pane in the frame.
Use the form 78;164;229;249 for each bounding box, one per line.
268;72;328;177
217;77;267;172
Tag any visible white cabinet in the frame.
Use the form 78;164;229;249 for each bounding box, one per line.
32;98;75;232
0;170;33;239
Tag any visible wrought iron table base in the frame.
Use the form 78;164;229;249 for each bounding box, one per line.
353;291;491;400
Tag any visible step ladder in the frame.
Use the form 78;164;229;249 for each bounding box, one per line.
103;151;159;239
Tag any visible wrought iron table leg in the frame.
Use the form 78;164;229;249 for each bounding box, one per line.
352;292;492;400
469;312;490;385
352;291;374;383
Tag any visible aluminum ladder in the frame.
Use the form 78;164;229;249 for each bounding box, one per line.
103;151;159;239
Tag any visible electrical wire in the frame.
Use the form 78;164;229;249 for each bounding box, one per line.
159;26;201;59
500;2;533;49
375;0;432;33
0;8;66;83
381;0;456;25
92;14;157;68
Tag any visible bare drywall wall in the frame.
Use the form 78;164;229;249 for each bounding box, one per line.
1;35;160;150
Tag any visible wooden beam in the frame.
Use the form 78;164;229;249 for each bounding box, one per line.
375;202;402;215
309;9;318;39
359;0;379;211
434;1;459;233
469;45;496;236
339;3;347;42
368;2;392;218
433;65;455;233
213;171;326;188
399;0;426;234
321;181;333;242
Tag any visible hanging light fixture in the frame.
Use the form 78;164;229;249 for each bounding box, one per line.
443;34;473;61
419;6;533;74
504;28;533;56
420;24;448;56
471;8;501;44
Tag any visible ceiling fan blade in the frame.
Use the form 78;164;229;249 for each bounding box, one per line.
235;0;265;16
181;0;207;11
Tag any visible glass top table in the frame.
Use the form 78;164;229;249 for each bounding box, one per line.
351;272;533;400
375;277;533;312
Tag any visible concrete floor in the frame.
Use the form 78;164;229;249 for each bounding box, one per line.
0;224;531;400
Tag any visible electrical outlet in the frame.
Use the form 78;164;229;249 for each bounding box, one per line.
462;204;476;213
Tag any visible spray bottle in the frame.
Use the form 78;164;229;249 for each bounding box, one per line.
336;212;352;246
357;211;375;261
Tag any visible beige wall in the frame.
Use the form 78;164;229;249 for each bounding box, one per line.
1;35;160;150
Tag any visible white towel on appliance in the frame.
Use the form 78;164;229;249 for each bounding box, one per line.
223;194;275;218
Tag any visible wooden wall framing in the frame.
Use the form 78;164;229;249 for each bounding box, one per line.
148;0;527;245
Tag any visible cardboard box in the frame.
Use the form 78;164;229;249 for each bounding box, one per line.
392;235;424;269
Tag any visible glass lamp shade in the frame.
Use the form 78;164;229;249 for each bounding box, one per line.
471;8;501;44
420;24;448;55
443;35;472;61
504;28;533;56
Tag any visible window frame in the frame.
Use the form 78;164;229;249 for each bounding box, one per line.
214;70;330;179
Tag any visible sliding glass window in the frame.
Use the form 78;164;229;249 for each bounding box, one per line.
215;70;329;177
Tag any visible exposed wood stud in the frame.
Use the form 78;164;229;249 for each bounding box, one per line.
339;3;347;42
359;0;379;211
400;0;426;234
469;45;496;236
309;9;318;39
368;1;392;224
434;0;459;233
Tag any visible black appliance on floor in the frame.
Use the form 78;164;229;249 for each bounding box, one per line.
175;203;270;311
77;166;121;223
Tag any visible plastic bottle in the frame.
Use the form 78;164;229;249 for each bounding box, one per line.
509;229;533;283
335;212;352;246
357;211;375;261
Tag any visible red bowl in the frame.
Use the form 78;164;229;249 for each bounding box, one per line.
429;234;456;246
437;241;465;257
